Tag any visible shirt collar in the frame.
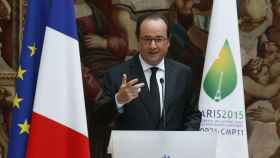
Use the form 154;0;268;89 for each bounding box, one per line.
139;54;165;72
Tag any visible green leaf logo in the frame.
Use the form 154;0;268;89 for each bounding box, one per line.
203;40;237;102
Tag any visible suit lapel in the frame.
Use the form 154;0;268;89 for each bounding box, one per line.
164;59;176;115
128;56;159;125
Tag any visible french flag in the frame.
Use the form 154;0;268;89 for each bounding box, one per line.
8;0;91;157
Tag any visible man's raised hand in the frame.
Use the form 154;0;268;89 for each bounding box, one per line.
116;74;145;105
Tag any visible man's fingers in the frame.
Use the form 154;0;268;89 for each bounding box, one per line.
130;83;145;94
126;83;145;98
126;78;139;86
133;83;145;89
121;74;127;86
120;75;144;99
135;83;145;92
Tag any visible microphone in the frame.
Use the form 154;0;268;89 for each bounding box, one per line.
160;78;166;129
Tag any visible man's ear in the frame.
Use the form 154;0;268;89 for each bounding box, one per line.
167;35;171;47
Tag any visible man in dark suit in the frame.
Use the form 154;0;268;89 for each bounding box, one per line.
92;13;201;131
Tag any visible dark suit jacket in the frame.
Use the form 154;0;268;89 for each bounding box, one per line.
92;55;201;131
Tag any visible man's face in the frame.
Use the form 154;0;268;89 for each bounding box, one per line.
138;19;170;65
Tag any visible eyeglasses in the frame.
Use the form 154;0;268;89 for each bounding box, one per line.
140;36;167;45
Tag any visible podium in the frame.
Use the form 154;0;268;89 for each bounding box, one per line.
108;131;217;158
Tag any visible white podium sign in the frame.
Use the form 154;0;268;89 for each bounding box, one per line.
108;131;217;158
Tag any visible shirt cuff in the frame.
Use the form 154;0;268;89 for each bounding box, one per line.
115;94;124;113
